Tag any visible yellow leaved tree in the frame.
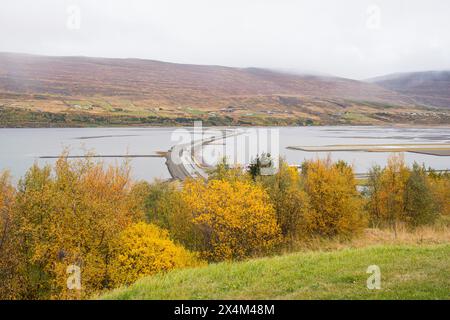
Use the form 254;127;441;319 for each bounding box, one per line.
182;179;281;261
303;158;366;238
0;171;23;299
376;154;410;235
261;160;309;243
429;173;450;217
109;222;203;286
11;156;144;299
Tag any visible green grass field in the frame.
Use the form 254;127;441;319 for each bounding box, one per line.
100;244;450;300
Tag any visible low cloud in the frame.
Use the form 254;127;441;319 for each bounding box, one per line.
0;0;449;79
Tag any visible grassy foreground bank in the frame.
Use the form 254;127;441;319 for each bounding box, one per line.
100;244;450;300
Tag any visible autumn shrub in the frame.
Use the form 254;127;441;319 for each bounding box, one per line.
261;160;309;242
404;163;438;227
0;171;24;299
208;157;249;182
109;222;203;286
366;155;442;231
366;155;407;231
6;156;144;299
375;154;410;233
429;172;450;217
303;158;366;238
365;165;383;228
182;179;282;261
142;180;205;251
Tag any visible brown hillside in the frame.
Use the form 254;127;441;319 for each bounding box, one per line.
0;52;448;126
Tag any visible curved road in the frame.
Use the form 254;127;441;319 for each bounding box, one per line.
165;130;237;180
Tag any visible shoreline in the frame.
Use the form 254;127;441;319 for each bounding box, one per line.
1;123;450;129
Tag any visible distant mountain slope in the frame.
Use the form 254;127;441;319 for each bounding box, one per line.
368;71;450;108
1;52;449;127
0;52;408;104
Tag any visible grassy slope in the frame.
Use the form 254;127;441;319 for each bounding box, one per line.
101;244;450;300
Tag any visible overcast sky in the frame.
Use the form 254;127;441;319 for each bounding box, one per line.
1;0;449;79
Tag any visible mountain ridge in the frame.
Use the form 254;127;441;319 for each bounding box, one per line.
0;52;449;127
368;70;450;109
0;52;410;102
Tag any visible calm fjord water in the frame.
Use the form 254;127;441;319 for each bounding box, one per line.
0;126;449;182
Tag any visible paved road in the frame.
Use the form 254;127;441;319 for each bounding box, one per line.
165;130;236;180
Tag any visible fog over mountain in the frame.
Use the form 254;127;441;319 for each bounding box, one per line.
369;71;450;108
0;0;449;79
0;52;407;103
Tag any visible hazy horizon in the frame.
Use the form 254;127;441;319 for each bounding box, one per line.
2;50;450;81
1;0;449;79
